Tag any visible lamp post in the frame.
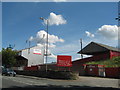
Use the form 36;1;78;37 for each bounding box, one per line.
40;17;49;72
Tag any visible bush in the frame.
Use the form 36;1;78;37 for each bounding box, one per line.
86;56;120;67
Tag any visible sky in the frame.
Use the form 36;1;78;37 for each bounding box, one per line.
1;0;120;2
2;1;119;63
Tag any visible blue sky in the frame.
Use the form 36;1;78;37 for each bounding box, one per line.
2;2;119;62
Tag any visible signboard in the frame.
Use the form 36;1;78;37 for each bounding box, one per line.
33;49;41;55
57;55;72;67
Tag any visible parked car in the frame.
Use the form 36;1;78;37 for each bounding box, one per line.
2;67;16;77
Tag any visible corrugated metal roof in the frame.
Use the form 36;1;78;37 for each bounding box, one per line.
78;42;120;55
94;42;119;52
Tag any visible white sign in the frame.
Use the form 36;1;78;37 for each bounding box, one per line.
33;49;41;55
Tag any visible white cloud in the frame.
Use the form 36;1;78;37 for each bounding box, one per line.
52;43;79;54
29;30;64;44
29;30;64;59
53;0;67;2
37;43;56;57
97;25;118;40
29;36;34;41
37;43;56;49
85;31;95;38
44;12;67;26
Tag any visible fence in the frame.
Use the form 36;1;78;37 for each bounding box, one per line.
83;64;120;78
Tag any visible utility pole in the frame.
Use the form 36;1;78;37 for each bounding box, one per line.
116;1;120;50
46;19;49;72
42;34;45;69
25;40;31;54
28;41;31;54
80;38;83;59
115;2;120;67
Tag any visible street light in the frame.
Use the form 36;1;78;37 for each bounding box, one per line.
40;17;49;72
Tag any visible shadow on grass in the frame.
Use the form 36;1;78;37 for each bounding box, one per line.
1;85;119;90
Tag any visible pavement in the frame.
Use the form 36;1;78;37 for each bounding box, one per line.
14;75;120;88
1;74;120;89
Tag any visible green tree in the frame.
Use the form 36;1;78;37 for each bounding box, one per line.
2;48;18;68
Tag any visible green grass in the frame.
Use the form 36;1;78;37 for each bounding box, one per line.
86;56;120;67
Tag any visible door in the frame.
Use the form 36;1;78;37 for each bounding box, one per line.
99;67;105;77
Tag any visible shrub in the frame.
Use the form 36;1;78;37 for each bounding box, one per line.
86;56;120;67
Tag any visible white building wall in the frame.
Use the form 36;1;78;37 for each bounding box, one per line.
21;45;44;67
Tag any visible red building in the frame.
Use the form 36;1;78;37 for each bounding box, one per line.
72;42;120;75
78;42;120;59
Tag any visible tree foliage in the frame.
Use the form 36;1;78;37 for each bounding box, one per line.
2;48;18;67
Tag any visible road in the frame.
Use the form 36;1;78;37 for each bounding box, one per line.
1;75;120;89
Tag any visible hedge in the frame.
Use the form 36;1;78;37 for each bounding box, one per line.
16;70;79;80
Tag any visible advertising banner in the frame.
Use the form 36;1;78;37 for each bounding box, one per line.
33;49;41;55
57;55;72;67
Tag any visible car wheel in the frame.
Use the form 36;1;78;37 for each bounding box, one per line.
13;74;16;77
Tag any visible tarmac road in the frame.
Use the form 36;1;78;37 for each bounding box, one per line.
1;75;120;90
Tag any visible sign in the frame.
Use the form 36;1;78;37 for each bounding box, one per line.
57;55;72;67
33;49;41;55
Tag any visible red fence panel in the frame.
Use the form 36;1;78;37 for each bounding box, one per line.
24;66;38;71
110;51;120;59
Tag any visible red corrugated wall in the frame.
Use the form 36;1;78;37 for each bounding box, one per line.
84;65;101;76
110;51;120;59
85;67;99;76
105;67;120;78
84;65;120;78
